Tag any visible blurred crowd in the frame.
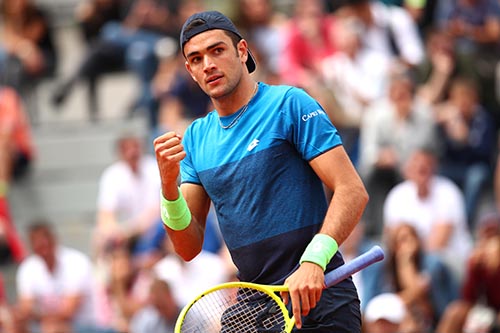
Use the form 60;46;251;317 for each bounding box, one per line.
1;0;500;332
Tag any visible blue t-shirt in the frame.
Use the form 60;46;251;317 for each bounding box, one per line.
181;82;350;286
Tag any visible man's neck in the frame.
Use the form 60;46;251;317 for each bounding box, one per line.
213;79;258;117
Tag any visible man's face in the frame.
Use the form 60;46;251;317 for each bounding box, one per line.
404;151;435;188
119;137;142;166
183;29;246;99
30;230;56;263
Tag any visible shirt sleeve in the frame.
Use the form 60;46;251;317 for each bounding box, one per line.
281;87;342;161
96;168;119;211
16;261;35;298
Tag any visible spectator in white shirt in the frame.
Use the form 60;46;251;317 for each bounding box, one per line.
94;133;164;265
383;147;473;279
14;221;101;333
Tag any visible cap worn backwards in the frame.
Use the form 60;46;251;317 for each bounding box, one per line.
180;10;256;73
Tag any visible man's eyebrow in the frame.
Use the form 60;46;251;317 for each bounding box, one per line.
186;41;227;59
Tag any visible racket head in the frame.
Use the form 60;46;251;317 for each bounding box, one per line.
174;281;293;333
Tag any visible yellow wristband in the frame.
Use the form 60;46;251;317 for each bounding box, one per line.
300;234;338;271
160;188;191;231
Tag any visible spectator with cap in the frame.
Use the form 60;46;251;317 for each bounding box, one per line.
363;293;409;333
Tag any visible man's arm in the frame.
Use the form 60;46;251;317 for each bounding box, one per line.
311;145;369;246
165;183;211;261
283;145;368;328
154;132;211;261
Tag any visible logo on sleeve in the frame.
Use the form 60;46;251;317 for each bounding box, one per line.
302;109;326;121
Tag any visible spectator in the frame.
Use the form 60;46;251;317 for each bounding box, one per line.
0;86;33;264
94;133;164;266
436;211;500;333
279;0;340;120
359;70;437;237
279;0;336;88
148;0;205;138
14;221;101;333
369;223;458;331
414;28;475;107
51;0;177;122
234;0;287;82
383;146;473;278
75;0;127;45
94;242;154;333
434;77;497;230
337;0;425;69
0;0;57;92
321;14;392;165
128;278;179;333
436;0;500;122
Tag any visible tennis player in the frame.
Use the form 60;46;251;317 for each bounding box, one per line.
154;10;369;332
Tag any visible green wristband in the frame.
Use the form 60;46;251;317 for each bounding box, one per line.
300;234;339;271
160;188;191;231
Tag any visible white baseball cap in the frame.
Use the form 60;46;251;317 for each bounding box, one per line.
364;293;406;324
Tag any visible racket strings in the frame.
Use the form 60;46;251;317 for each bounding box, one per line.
179;286;287;333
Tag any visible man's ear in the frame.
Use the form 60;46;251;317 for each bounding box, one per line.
185;61;198;83
237;39;249;65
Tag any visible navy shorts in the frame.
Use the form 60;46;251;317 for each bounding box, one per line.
292;286;361;333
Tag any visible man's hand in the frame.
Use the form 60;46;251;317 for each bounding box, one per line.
281;262;325;329
154;132;186;197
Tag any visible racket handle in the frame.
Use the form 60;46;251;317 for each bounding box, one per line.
324;245;384;287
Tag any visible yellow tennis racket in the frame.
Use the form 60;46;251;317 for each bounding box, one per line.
175;245;384;333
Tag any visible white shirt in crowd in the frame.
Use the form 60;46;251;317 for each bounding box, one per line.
97;155;160;227
16;246;96;326
384;175;473;262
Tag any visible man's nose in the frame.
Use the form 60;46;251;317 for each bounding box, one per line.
203;55;215;72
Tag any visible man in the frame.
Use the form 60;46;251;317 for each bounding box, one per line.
383;146;473;278
154;11;368;332
95;133;164;264
15;221;99;333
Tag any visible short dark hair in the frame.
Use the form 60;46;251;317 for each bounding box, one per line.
27;219;55;238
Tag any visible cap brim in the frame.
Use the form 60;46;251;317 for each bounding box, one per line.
246;49;256;73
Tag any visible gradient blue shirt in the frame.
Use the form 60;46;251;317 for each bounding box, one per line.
181;82;351;286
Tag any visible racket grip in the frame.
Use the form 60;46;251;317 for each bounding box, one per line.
324;245;384;288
